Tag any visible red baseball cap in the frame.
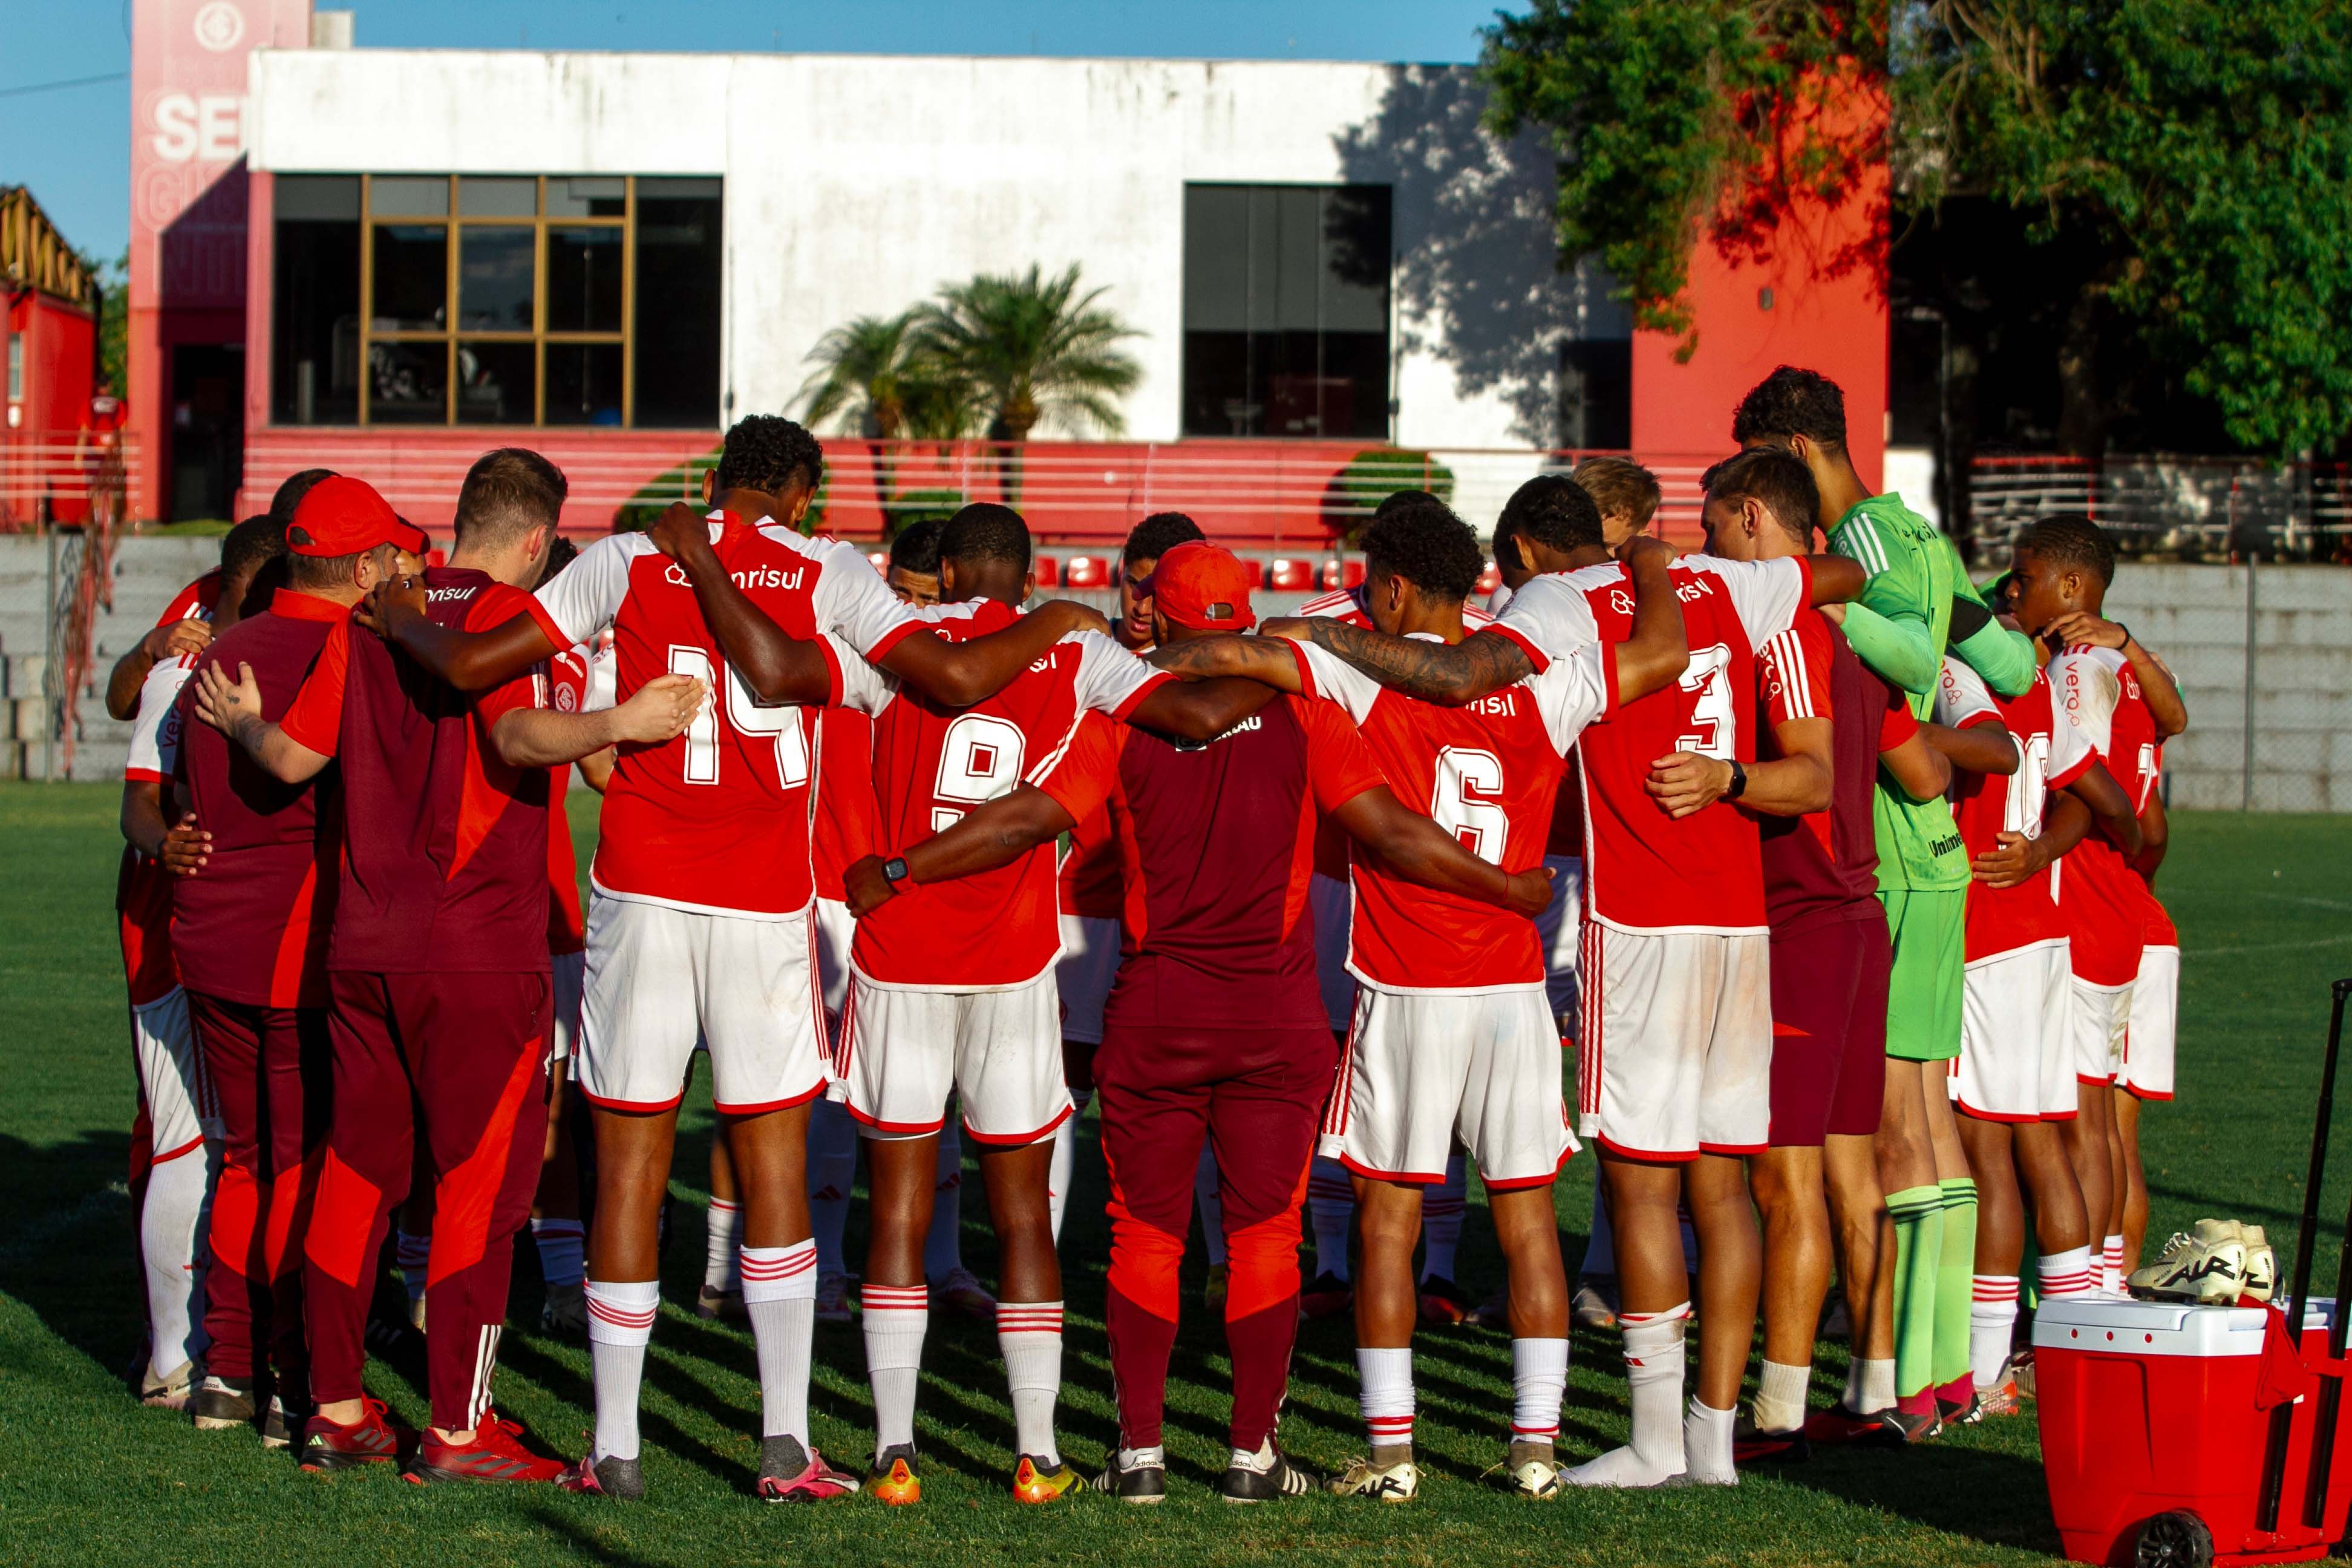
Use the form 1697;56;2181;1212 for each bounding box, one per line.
286;475;428;558
1143;541;1256;632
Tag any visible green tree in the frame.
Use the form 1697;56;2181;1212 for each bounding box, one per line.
913;264;1143;443
797;311;982;440
1483;0;2352;458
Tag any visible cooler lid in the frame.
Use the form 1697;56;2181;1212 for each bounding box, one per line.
2031;1298;2270;1358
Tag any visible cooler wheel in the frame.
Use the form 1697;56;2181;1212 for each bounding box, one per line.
2131;1511;2214;1568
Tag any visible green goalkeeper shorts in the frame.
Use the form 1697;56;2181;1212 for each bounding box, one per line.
1880;887;1965;1063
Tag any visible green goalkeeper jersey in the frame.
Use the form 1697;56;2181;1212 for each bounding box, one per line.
1829;493;1973;892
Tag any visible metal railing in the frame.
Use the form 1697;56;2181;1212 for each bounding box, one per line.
1969;456;2352;563
0;430;139;531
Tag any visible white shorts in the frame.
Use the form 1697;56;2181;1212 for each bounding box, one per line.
1576;924;1771;1160
577;895;828;1116
2070;975;2133;1087
132;987;219;1161
1321;984;1578;1188
832;968;1071;1146
1054;913;1121;1047
551;949;585;1071
1955;939;2076;1122
1309;872;1356;1033
812;896;855;1021
1535;855;1584;1028
2121;945;2178;1100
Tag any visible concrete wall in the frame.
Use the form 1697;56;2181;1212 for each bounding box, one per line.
2105;563;2352;813
246;51;1579;451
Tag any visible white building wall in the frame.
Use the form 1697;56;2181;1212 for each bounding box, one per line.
246;50;1573;448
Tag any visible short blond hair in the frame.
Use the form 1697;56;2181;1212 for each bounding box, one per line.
1572;456;1662;531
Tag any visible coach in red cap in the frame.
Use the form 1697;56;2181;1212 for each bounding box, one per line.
846;537;1549;1502
168;474;421;1440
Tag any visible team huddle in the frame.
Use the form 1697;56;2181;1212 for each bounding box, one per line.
107;364;2186;1506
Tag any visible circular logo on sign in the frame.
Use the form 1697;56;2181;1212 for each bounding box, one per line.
193;2;245;51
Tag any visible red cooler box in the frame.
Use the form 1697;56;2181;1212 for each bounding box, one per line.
2036;1296;2350;1566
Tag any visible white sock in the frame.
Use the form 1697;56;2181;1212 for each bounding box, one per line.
924;1128;964;1281
1195;1146;1227;1267
2102;1234;2128;1295
742;1241;818;1443
584;1278;660;1462
1307;1156;1354;1282
703;1199;740;1293
1683;1395;1739;1486
1419;1155;1466;1282
396;1228;431;1304
997;1299;1064;1465
531;1218;585;1289
142;1144;213;1377
806;1100;857;1280
1753;1359;1810;1436
1970;1275;2020;1388
863;1282;929;1456
1356;1345;1414;1451
2039;1244;2099;1298
1567;1302;1687;1488
1049;1089;1091;1243
1844;1356;1896;1414
1580;1186;1615;1276
1510;1336;1568;1445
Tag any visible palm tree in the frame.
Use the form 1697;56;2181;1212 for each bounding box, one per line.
913;264;1143;443
797;312;920;438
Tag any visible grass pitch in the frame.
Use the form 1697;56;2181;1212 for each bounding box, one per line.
1;782;2346;1566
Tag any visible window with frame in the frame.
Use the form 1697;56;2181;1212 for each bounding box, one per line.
271;174;723;428
1181;183;1393;440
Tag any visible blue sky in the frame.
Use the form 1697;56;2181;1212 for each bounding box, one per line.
0;1;1502;266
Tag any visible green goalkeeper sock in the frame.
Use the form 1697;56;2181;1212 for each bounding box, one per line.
1886;1184;1944;1402
1935;1177;1980;1393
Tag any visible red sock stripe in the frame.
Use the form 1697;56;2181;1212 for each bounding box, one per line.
739;1246;817;1281
997;1309;1065;1333
586;1298;658;1328
1512;1422;1560;1437
1367;1416;1414;1436
863;1285;929;1310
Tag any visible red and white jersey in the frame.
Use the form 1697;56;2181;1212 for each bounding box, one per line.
1543;555;1811;934
828;599;1168;990
154;569;222;630
1299;587;1494;881
811;707;878;903
2051;645;2158;985
1937;659;2095;962
119;652;201;1007
529;511;923;919
1293;635;1610;992
543;644;609;957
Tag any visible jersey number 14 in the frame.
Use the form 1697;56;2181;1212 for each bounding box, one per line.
667;646;811;788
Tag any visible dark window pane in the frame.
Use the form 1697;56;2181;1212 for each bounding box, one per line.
546;342;624;425
371;224;448;331
1183;331;1252;436
459;177;537;217
368;339;448;423
548;227;623;332
371;176;448;216
632;186;723;427
1559;338;1632;449
459;227;535;331
456;341;536;424
1320;186;1391;333
277;175;359;221
272;212;360;424
547;177;626;218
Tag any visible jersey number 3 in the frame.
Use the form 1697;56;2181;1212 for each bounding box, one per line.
667;646;811;789
1676;642;1738;760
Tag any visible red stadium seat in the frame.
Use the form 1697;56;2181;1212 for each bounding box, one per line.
1269;557;1315;591
1321;558;1366;590
1236;557;1267;589
867;550;890;575
1476;561;1501;595
1033;555;1060;587
1064;555;1110;589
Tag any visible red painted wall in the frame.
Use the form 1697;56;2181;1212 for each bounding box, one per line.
1630;73;1889;491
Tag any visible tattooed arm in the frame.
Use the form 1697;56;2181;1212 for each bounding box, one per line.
1256;617;1535;706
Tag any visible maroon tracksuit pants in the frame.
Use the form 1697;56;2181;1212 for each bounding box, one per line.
1095;1022;1337;1452
185;992;329;1390
305;970;549;1433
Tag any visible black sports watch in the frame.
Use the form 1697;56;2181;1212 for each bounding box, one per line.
881;855;913;889
1723;759;1748;802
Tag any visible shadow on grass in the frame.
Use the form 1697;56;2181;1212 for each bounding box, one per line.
1781;1434;2063;1555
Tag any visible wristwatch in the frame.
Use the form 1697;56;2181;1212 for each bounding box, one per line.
1723;759;1748;802
881;855;913;889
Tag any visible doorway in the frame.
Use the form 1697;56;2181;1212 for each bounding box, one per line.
169;344;244;521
